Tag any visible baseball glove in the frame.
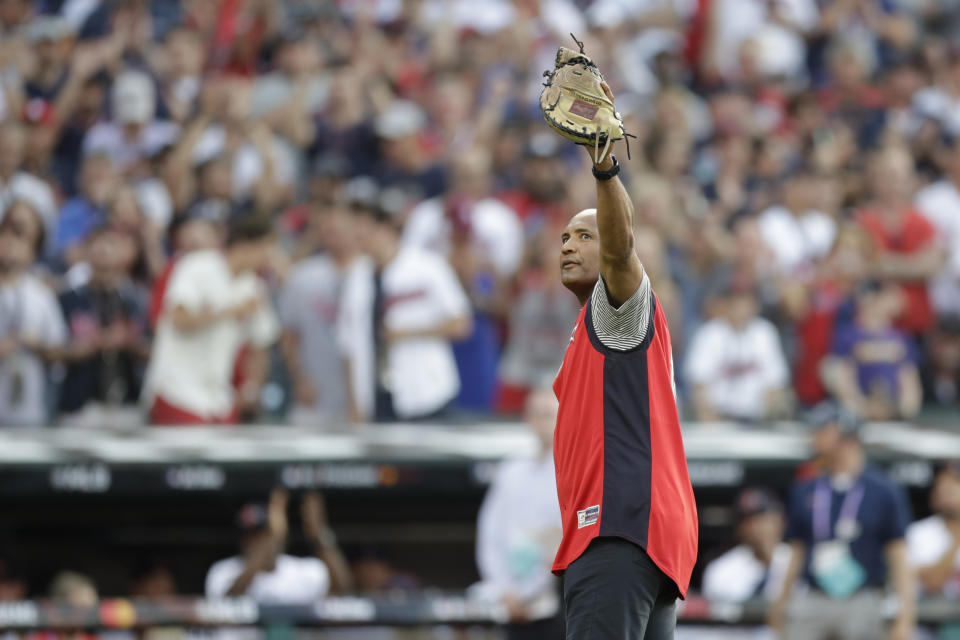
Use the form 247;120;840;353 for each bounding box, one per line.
540;34;629;164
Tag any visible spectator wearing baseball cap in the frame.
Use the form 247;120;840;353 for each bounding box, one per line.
702;488;793;603
205;489;352;603
770;422;915;640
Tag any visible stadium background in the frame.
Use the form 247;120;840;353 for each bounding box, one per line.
1;0;960;637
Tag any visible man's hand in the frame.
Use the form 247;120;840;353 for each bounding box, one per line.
230;296;263;322
887;615;913;640
267;488;289;542
502;594;530;624
766;597;787;635
301;491;329;542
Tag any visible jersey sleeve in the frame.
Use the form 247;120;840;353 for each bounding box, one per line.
589;271;652;351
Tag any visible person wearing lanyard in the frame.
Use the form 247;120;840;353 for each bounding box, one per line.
768;424;915;640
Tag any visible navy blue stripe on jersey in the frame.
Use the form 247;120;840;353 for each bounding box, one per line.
598;342;653;545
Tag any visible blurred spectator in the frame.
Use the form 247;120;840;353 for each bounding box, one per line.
49;570;98;606
795;403;858;482
856;146;943;339
915;134;960;322
83;69;179;173
351;547;420;593
57;225;148;427
338;197;471;422
404;148;522;413
496;224;584;414
205;489;353;603
0;214;66;426
0;121;56;234
143;215;279;425
702;488;792;603
54;152;117;264
756;171;836;277
473;388;563;640
908;461;960;600
129;560;177;598
0;557;26;602
685;282;789;422
783;225;870;408
769;427;915;640
821;280;922;421
924;318;960;408
372;100;446;202
279;204;360;425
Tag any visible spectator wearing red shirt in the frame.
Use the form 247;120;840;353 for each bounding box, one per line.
856;146;945;338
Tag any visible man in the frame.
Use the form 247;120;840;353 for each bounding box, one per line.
769;425;915;640
143;214;279;425
0;121;57;235
280;204;361;425
206;488;353;603
685;281;790;422
550;83;698;638
907;461;960;598
58;225;149;427
915;134;960;323
856;146;943;339
702;488;792;603
474;387;563;640
821;279;922;420
338;187;471;422
0;219;66;426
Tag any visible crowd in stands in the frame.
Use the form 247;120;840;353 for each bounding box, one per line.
2;0;960;426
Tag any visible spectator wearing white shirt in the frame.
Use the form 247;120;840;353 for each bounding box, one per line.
757;172;837;277
280;204;361;425
0;218;67;426
703;488;792;603
907;461;960;599
685;283;790;422
915;135;960;319
83;70;180;173
143;215;280;425
473;388;563;640
339;195;472;422
0;122;57;237
206;489;353;603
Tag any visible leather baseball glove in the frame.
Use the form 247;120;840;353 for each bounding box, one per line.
539;35;628;163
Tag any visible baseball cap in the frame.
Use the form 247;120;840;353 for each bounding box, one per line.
235;503;269;532
112;70;156;125
805;402;861;435
26;16;75;43
374;100;426;139
735;488;783;521
525;132;562;159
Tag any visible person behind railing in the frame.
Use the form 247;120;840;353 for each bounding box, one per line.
472;387;563;640
703;488;792;604
907;460;960;640
768;422;916;640
205;488;353;604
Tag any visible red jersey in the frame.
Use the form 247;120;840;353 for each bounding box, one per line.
552;292;699;597
857;207;937;335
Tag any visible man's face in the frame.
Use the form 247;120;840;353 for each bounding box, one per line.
560;210;600;296
80;155;117;205
932;470;960;519
739;511;785;551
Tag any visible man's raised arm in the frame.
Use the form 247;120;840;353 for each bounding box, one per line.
592;83;644;308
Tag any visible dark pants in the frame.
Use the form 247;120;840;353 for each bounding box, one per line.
563;538;677;640
505;614;565;640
